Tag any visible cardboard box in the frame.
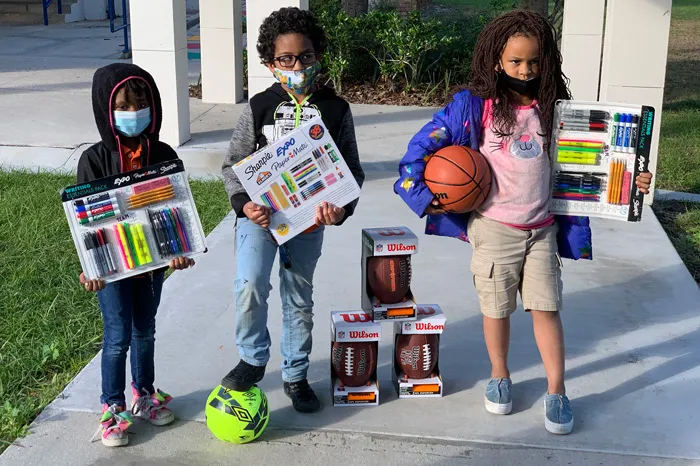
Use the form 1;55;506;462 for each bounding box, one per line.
393;304;446;398
330;310;381;407
361;227;419;321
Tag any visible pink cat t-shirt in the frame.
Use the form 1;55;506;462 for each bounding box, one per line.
477;99;553;229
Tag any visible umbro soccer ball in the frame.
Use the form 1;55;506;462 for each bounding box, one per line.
205;385;269;444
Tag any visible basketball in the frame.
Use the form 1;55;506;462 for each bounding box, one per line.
424;146;492;213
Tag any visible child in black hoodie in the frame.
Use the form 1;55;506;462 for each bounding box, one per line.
221;7;364;413
78;63;193;447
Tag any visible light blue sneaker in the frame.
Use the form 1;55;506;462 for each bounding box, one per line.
544;394;574;434
484;378;512;415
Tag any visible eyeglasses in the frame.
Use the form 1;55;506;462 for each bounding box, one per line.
273;53;318;68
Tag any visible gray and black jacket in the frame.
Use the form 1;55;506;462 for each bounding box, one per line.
222;83;364;225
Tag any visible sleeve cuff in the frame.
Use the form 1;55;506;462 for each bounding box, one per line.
230;193;251;218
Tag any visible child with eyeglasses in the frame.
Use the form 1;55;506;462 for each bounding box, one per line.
221;7;364;412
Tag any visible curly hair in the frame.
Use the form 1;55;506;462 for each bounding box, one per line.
257;7;327;65
469;10;571;150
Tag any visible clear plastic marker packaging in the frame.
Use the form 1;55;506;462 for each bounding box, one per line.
550;100;655;222
61;160;207;283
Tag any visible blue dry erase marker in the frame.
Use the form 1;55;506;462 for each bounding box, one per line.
615;114;626;152
623;114;632;151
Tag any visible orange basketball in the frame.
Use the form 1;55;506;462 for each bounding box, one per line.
424;145;492;214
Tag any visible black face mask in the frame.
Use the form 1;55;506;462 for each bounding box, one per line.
499;70;541;96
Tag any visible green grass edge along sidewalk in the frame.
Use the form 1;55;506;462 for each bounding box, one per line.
0;170;231;452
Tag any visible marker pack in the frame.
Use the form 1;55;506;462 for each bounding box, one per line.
550;100;655;222
61;160;207;283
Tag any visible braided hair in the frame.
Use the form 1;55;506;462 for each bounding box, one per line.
469;10;570;150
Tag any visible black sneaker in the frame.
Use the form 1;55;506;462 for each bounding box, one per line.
283;379;321;413
221;360;265;392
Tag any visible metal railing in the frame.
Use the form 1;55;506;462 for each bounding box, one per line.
42;0;62;26
108;0;130;58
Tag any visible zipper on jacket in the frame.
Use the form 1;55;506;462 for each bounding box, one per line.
288;93;312;128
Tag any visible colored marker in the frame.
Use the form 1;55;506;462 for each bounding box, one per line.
561;110;610;120
559;123;607;132
611;113;620;146
79;209;120;225
117;223;135;269
74;195;117;212
74;192;113;207
623;114;632;152
615;114;626;151
557;145;602;153
559;139;605;148
628;115;639;153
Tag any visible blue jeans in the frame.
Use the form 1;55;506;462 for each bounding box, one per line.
97;270;164;406
235;218;324;382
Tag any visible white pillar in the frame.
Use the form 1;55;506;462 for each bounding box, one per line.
200;0;244;104
247;0;309;99
560;0;606;101
599;0;672;202
130;0;191;147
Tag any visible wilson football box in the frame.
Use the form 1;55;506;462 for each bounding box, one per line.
393;304;446;398
330;310;381;407
361;227;418;321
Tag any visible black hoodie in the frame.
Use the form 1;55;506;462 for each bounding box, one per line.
77;63;178;184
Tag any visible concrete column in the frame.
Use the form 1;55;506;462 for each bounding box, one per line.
130;0;191;147
560;0;606;101
247;0;309;99
200;0;244;104
599;0;672;202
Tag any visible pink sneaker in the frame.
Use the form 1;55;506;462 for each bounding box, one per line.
130;383;174;426
92;404;132;447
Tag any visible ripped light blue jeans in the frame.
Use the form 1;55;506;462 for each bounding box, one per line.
234;217;324;382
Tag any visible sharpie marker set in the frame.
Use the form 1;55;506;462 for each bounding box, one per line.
61;160;207;283
550;100;655;221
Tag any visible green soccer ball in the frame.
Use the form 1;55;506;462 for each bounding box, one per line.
205;385;269;444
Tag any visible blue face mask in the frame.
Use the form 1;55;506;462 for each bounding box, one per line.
113;107;151;137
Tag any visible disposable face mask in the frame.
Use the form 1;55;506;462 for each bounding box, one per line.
272;62;322;95
499;69;541;96
113;107;151;137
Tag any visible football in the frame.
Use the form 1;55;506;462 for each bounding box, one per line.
331;342;377;387
366;255;411;304
395;334;440;380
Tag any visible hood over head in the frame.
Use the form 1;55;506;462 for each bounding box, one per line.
91;63;163;153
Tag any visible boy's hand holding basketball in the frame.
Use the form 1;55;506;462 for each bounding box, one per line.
315;201;345;225
244;201;272;228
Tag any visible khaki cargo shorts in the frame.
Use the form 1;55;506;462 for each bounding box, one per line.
467;213;563;319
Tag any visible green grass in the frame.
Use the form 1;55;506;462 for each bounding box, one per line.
670;0;700;21
656;1;700;194
652;200;700;281
0;170;230;451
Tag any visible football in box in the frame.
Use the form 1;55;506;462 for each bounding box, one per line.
330;310;381;407
393;304;446;398
361;227;418;321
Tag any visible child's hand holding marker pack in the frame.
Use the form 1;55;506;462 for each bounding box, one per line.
550;100;655;221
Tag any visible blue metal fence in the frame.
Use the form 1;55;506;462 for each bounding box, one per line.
108;0;130;57
42;0;62;26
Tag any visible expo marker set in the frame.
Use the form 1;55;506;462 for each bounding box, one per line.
550;100;656;221
61;160;207;283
